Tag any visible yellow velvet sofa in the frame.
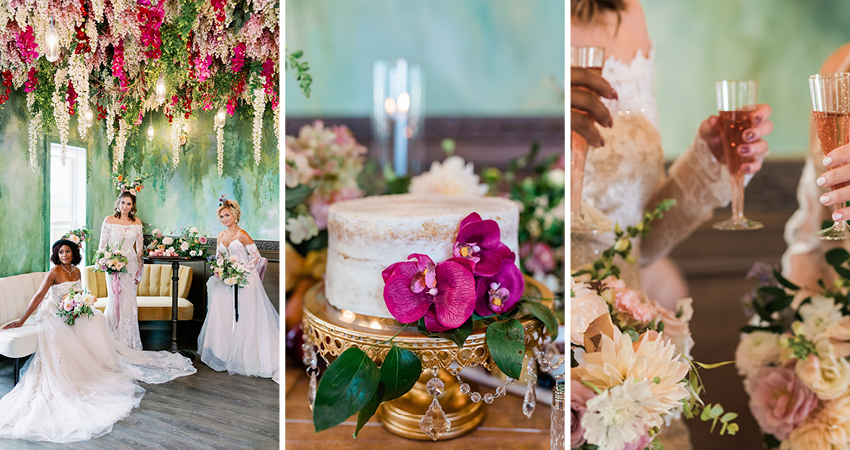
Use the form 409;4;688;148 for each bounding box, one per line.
83;264;194;321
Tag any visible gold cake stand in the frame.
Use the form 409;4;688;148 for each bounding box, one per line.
301;275;554;440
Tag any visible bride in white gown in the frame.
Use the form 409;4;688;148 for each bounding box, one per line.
197;198;280;383
571;0;774;447
99;191;145;349
0;239;195;443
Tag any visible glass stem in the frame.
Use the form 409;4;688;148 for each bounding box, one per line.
834;203;847;232
570;131;588;223
730;172;745;221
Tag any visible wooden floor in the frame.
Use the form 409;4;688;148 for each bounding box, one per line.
0;350;280;450
284;361;553;450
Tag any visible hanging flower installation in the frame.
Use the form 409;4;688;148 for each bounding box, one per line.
0;0;280;171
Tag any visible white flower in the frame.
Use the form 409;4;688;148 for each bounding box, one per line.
163;237;174;245
104;252;112;259
190;227;198;234
546;168;565;188
286;215;320;245
408;156;489;196
735;331;782;379
225;277;237;286
167;247;175;253
799;296;843;338
180;242;190;251
581;380;663;450
190;250;196;257
796;339;850;400
571;279;609;346
152;228;161;235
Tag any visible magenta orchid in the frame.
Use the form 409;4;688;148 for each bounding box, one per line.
453;212;512;276
382;254;476;332
475;256;525;316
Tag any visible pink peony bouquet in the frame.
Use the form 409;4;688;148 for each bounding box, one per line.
55;284;96;326
737;252;850;449
209;253;250;287
571;201;737;450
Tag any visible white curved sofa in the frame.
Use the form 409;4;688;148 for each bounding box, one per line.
0;272;45;385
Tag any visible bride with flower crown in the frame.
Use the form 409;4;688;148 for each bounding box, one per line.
197;198;280;383
0;238;195;443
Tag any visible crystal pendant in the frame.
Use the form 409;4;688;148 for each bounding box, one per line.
459;383;471;394
523;377;536;418
420;397;451;440
426;377;444;396
307;371;317;411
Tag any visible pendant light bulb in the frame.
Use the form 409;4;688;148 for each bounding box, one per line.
147;123;155;141
45;17;60;62
155;76;166;103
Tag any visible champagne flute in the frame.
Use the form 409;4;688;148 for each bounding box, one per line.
570;46;605;234
809;73;850;240
713;79;763;230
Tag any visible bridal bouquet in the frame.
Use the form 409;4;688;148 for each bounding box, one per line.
93;243;129;275
175;227;208;258
571;201;738;450
737;250;850;449
55;284;96;326
210;253;250;287
147;229;178;257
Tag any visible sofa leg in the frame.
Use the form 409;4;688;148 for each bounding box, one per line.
13;357;21;386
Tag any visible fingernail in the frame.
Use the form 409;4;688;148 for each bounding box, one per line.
607;117;613;127
754;114;763;125
824;156;834;166
745;131;756;142
821;194;831;205
835;211;844;221
743;164;752;174
817;176;827;187
611;89;618;100
740;146;750;156
600;138;605;147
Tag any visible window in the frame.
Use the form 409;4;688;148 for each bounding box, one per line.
50;143;87;245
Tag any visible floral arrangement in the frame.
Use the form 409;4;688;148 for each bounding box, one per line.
311;211;559;437
175;226;208;258
62;227;92;246
55;283;96;326
110;172;149;195
408;153;489;197
2;0;282;171
93;242;129;275
146;228;178;256
571;201;738;450
736;249;850;449
482;142;564;298
284;120;367;246
209;252;249;287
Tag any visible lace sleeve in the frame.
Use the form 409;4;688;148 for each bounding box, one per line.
640;133;732;264
780;144;840;287
98;218;110;252
244;244;262;271
135;225;144;258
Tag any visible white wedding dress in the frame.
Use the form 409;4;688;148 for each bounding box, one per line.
98;220;144;350
0;280;196;443
197;239;280;383
572;48;735;450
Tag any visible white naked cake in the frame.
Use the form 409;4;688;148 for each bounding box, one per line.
325;194;520;318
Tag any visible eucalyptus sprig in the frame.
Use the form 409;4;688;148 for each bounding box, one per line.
286;49;313;98
572;199;675;281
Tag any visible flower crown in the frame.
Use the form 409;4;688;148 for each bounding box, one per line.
61;227;92;245
111;172;149;196
219;195;232;207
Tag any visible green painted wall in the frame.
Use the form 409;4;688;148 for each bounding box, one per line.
0;91;279;278
644;0;850;158
285;0;565;117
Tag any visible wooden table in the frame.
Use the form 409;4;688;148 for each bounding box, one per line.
142;256;203;360
285;363;554;450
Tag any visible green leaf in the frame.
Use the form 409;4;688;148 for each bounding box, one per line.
520;300;558;340
417;317;474;348
354;383;384;438
765;295;793;313
759;286;788;297
826;248;850;266
313;347;381;433
380;345;422;402
694;360;734;370
752;299;773;322
720;412;738;422
486;319;526;379
772;270;800;291
740;325;785;334
285;184;313;209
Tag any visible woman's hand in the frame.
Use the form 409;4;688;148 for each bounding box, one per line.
2;320;22;330
699;104;774;174
814;142;850;221
571;66;616;148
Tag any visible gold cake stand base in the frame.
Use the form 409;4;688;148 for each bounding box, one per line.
301;276;553;440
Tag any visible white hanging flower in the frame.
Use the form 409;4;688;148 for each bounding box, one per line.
113;119;129;173
69;54;91;138
51;68;70;166
215;116;225;178
105;100;117;146
273;101;280;141
28;111;42;172
171;116;184;167
252;86;265;165
408;156;489;196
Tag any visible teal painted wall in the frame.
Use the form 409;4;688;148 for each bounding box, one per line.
285;0;566;117
643;0;850;158
0;91;279;278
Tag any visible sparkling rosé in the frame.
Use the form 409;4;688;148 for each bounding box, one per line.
719;110;756;176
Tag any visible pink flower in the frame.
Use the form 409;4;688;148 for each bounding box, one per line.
453;212;512;276
749;367;818;440
622;434;653;450
523;242;556;274
231;42;246;72
382;254;476;332
571;380;595;447
199;236;207;244
475;258;525;316
16;26;38;64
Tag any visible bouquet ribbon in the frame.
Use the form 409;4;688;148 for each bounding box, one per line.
112;272;122;327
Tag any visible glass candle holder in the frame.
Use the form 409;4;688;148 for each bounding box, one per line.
372;58;424;177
